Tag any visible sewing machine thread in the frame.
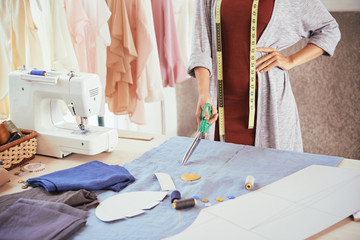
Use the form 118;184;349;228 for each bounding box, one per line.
30;70;46;76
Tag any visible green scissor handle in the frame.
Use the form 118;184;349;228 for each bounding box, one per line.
200;103;212;136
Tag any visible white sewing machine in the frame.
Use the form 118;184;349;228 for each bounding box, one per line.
8;69;118;158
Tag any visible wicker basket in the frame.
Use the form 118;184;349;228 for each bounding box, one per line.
0;129;38;170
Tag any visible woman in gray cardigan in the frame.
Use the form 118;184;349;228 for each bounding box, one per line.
188;0;340;152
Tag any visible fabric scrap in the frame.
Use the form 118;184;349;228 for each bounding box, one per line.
0;198;87;240
0;187;98;214
26;160;135;192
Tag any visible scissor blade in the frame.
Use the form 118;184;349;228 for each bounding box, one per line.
182;131;203;165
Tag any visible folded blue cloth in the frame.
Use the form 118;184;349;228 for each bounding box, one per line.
26;160;135;192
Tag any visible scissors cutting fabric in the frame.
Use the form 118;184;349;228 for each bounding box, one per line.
182;103;212;165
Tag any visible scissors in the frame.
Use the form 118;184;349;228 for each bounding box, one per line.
182;103;212;165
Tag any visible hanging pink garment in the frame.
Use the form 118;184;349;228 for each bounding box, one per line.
124;0;153;124
105;0;137;117
106;0;153;125
151;0;189;87
63;0;89;72
64;0;111;116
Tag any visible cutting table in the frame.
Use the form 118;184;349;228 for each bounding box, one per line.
0;130;359;239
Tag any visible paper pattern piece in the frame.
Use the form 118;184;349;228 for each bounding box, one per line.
155;173;176;191
166;165;360;240
95;191;167;222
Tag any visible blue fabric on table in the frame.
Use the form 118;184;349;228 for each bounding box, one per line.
26;160;135;192
70;136;343;240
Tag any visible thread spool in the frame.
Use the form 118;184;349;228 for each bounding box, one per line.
30;70;46;76
172;198;196;210
245;175;255;190
171;190;181;203
6;132;21;144
0;122;11;145
3;120;24;137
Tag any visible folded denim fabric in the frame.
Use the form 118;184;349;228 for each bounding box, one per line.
26;160;135;192
0;198;87;240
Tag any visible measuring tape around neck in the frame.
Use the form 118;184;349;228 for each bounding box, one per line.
215;0;259;139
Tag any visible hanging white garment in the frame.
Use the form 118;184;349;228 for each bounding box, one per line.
172;0;193;68
0;0;43;119
141;0;164;103
92;0;112;116
30;0;79;71
0;1;13;119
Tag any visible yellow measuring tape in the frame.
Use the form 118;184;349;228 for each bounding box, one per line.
249;0;259;129
215;0;225;142
215;0;259;136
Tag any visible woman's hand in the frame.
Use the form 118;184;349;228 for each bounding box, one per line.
256;47;294;72
196;94;218;128
256;44;325;73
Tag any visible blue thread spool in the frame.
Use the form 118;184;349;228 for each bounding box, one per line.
30;70;46;76
171;190;181;203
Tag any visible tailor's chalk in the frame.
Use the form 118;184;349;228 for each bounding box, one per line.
245;175;255;190
170;190;181;203
30;70;46;76
172;198;196;210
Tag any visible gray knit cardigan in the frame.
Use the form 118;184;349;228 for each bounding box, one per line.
188;0;341;152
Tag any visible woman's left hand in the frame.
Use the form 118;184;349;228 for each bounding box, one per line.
256;47;294;72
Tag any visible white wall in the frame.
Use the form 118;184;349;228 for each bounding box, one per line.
321;0;360;11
